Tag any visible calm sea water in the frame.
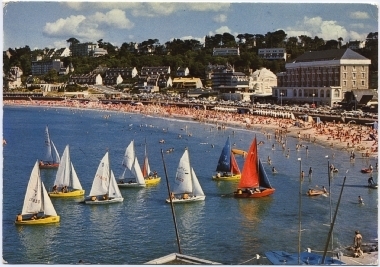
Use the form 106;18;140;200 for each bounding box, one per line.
2;106;378;264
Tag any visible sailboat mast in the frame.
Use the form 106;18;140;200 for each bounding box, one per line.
328;158;334;253
297;158;302;265
107;151;111;194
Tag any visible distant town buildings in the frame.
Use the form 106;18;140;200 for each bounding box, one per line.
172;77;203;90
70;42;97;57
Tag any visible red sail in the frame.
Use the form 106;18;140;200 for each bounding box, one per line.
238;137;259;188
142;156;149;177
230;152;241;175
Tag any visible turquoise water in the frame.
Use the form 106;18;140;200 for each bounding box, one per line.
2;106;378;264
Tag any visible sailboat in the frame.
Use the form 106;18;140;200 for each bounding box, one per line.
212;136;241;181
39;125;60;169
49;145;85;197
15;161;60;225
166;148;205;203
233;136;275;198
142;140;161;185
117;140;146;188
85;151;124;204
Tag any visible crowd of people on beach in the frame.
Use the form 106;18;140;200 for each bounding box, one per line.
4;99;378;157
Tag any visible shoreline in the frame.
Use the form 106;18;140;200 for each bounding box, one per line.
4;99;378;160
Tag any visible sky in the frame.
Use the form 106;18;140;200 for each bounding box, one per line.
2;1;379;50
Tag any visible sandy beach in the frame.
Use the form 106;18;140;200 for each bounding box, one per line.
4;99;378;161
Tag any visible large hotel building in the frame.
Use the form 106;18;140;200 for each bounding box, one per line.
274;48;371;106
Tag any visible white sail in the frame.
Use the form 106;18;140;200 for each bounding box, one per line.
70;163;83;190
173;149;192;194
41;181;58;216
21;161;57;216
43;126;60;163
191;168;205;197
89;152;110;196
122;140;135;170
22;161;43;215
50;141;61;164
53;145;82;190
108;170;123;199
54;145;70;187
44;125;53;162
131;157;146;186
143;141;151;176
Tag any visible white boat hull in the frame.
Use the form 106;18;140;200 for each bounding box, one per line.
118;182;145;188
84;197;124;205
166;195;205;203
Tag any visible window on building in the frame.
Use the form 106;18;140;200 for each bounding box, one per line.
293;89;297;97
353;81;356;86
343;66;347;71
343;81;346;86
334;89;340;98
353;66;356;71
343;73;346;79
298;89;302;97
353;73;356;79
326;89;330;97
362;80;365;86
361;73;365;78
320;90;324;97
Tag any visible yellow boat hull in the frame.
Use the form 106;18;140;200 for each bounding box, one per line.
15;216;60;225
212;174;241;181
145;177;161;185
49;190;85;197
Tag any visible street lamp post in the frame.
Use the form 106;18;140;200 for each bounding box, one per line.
355;95;358;111
280;92;284;106
297;157;302;265
312;93;315;105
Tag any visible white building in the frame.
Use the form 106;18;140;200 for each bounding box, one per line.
258;48;287;60
213;47;240;56
250;68;277;96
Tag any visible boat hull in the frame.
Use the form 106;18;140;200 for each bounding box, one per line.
212;174;241;181
39;163;59;169
307;190;326;196
15;215;60;225
145;177;161;185
234;188;275;198
368;183;378;189
49;189;85;197
117;182;145;188
361;168;372;173
165;195;205;203
264;250;345;265
84;197;124;204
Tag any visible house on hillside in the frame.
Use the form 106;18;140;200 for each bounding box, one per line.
69;74;102;85
176;67;190;77
6;66;23;89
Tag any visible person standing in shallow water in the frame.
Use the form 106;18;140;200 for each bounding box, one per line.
353;230;363;257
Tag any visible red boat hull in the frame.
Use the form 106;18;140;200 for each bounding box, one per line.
234;188;275;198
361;168;371;173
39;163;59;169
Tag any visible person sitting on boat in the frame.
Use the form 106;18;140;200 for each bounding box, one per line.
369;164;373;172
170;192;175;200
308;189;313;195
182;193;189;199
118;180;124;184
153;171;158;177
52;185;58;193
254;187;261;193
31;213;37;220
322;186;327;194
91;196;97;201
368;176;375;186
249;188;254;194
216;172;221;178
62;186;68;193
39;160;44;166
16;213;22;222
103;194;109;200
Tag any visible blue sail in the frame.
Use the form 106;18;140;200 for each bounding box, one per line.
259;159;273;189
216;137;231;172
